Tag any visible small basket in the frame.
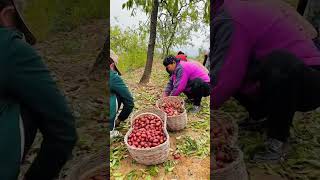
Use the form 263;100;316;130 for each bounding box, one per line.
166;108;188;131
124;107;170;165
211;148;248;180
156;96;185;109
62;150;107;180
211;110;238;146
156;97;188;131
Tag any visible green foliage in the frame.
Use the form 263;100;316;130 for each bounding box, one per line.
24;0;108;41
163;160;176;174
123;0;209;57
111;26;148;72
146;165;159;176
110;145;128;173
176;134;210;157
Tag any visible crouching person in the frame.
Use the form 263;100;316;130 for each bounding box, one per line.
109;50;134;139
162;56;210;113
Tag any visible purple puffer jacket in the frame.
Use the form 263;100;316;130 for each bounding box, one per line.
210;0;320;109
165;61;210;96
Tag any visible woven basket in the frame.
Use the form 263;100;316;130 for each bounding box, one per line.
124;107;170;165
156;97;188;131
62;150;107;180
155;96;185;109
211;148;248;180
211;110;238;146
166;109;188;131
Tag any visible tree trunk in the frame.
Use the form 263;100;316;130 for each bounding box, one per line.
89;18;109;80
139;0;159;84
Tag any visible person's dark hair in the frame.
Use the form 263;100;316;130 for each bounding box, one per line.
163;55;179;66
177;51;184;55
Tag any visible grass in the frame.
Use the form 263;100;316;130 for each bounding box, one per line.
110;145;128;173
163;160;176;174
176;134;210;158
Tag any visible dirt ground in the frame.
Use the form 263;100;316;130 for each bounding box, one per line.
19;19;108;179
110;62;210;180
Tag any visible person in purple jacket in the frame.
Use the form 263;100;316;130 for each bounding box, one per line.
163;56;210;113
211;0;320;163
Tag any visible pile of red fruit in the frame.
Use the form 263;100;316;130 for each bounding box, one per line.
212;118;236;170
159;101;184;116
212;145;234;170
212;119;235;147
127;114;167;148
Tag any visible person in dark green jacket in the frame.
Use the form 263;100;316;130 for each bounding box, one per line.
0;0;77;179
109;50;134;139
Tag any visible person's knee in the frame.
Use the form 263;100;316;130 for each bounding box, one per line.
259;51;305;82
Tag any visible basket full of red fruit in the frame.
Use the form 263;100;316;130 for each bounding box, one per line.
211;146;248;180
211;110;238;146
124;107;170;165
156;96;188;131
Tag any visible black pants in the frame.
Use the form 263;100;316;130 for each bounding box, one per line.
235;51;320;142
184;78;210;106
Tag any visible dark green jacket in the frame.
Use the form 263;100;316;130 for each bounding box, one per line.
109;70;134;130
0;27;77;180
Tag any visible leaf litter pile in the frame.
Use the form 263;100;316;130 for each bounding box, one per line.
110;62;210;180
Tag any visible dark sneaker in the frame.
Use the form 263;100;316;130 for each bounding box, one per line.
238;117;267;131
110;130;122;140
253;138;287;163
190;105;201;113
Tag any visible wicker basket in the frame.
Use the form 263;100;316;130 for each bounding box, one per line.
155;96;185;109
166;109;188;131
211;110;238;146
211;148;248;180
62;150;107;180
124;107;170;165
156;97;188;131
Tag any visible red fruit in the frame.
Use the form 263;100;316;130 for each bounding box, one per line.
173;153;181;160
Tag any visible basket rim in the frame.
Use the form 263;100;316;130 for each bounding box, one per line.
131;112;163;125
156;96;185;107
163;107;187;118
155;97;187;118
124;126;170;151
